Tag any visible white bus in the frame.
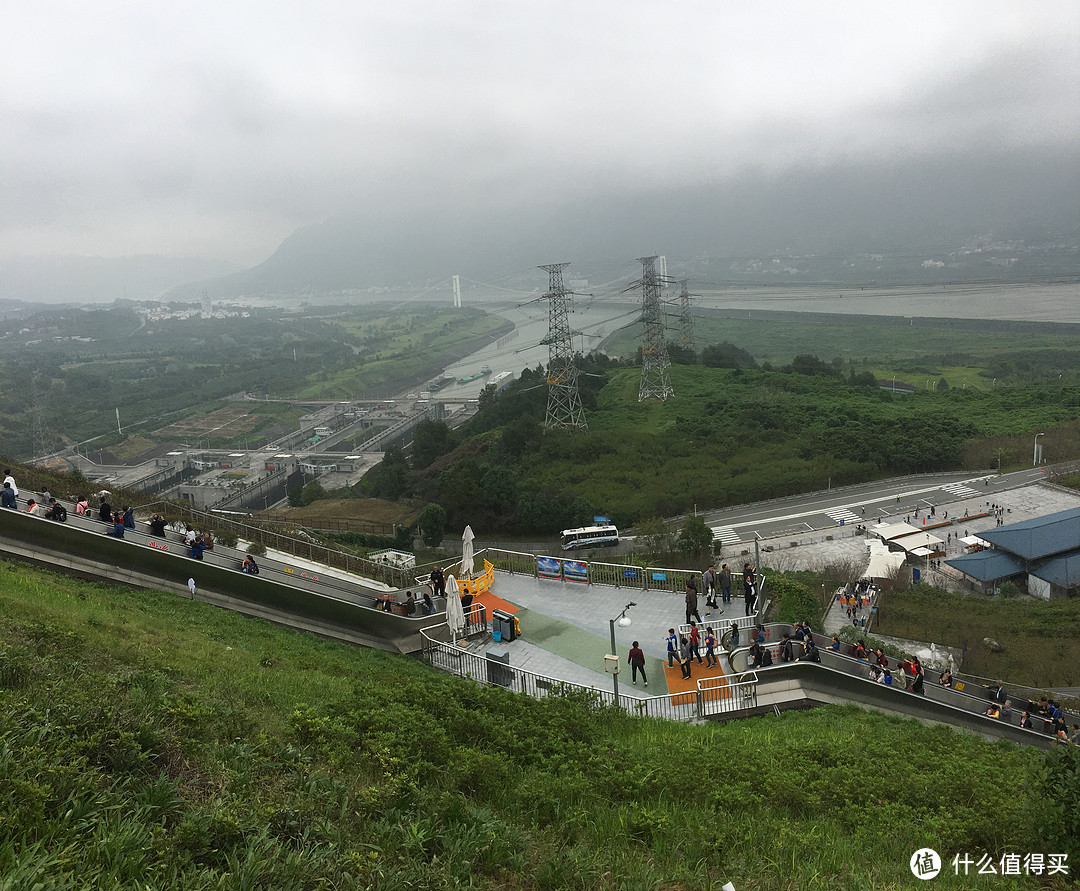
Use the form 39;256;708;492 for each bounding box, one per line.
560;524;619;550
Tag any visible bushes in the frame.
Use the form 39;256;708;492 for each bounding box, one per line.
771;574;824;625
0;557;1074;889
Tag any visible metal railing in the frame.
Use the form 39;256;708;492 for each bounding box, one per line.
685;604;771;650
588;560;646;589
472;548;536;577
437;549;769;597
699;672;760;717
641;565;699;594
139;499;416;588
419;627;762;722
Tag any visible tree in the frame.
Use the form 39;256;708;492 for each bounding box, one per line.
701;341;757;369
361;446;409;500
789;354;838;377
677;516;714;561
481;465;518;513
666;342;697;365
299;478;327;506
410;420;454;469
637;517;676;563
417;503;447;548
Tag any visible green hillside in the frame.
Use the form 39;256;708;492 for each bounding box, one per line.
0;559;1075;889
401;360;1080;533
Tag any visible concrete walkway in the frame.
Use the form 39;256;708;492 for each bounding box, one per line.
460;478;1080;703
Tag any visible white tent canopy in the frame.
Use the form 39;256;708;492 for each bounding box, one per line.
893;531;945;553
872;522;923;541
865;549;906;579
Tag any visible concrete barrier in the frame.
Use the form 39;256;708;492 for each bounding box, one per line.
0;509;427;654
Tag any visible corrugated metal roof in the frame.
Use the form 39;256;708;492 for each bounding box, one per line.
945;550;1027;583
977;506;1080;560
1029;551;1080;589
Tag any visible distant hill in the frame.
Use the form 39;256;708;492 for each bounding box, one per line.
167;146;1080;301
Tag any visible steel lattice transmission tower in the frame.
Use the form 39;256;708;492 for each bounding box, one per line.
677;280;695;349
637;256;674;402
539;262;588;431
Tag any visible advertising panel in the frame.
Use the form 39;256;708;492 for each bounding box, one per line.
537;556;562;579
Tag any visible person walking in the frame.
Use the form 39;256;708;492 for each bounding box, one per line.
684;581;702;626
704;628;718;668
719;563;732;605
627;641;648;686
679;635;693;680
666;628;678;668
688;622;703;664
743;564;757;616
702;565;718;615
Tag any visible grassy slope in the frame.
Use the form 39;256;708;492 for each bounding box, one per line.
874;584;1080;688
1;560;1075;890
515;365;1080;525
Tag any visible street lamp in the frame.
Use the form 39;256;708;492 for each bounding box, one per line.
1033;432;1044;466
609;601;636;705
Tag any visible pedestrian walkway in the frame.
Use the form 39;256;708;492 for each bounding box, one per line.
435;477;1080;709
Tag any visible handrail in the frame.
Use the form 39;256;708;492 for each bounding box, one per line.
137;498;416;588
418;627;761;722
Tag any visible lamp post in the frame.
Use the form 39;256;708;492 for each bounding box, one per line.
609;601;636;705
1033;432;1044;466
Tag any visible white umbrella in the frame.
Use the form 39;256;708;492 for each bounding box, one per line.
461;525;475;580
444;574;465;643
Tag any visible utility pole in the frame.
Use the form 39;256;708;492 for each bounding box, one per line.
539;263;588;431
637;256;673;402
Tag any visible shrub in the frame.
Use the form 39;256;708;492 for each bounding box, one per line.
771;574;823;625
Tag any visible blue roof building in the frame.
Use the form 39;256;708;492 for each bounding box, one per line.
946;506;1080;599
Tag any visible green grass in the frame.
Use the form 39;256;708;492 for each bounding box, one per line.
603;311;1080;377
501;364;1080;526
0;558;1076;889
874;583;1080;689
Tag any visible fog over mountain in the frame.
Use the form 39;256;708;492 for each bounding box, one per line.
171;145;1078;299
3;3;1077;302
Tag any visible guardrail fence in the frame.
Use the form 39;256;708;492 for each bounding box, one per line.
420;628;762;723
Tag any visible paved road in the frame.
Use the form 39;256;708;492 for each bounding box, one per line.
698;466;1050;547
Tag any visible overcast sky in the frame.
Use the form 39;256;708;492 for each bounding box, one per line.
3;1;1078;266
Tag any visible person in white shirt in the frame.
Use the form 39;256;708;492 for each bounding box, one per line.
3;470;18;497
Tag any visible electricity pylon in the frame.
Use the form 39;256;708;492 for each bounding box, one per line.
677;279;695;349
637;256;673;402
539;263;587;431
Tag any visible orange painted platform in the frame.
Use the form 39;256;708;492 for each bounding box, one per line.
470;589;521;617
662;658;727;703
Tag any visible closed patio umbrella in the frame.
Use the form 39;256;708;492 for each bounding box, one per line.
445;574;465;643
460;525;475;580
